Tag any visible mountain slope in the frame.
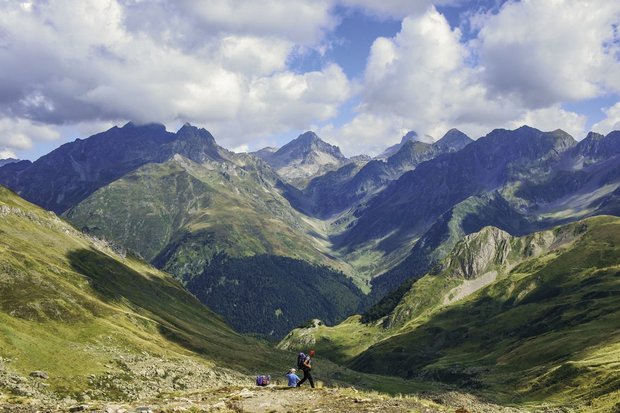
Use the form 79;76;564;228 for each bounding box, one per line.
280;216;620;412
0;185;285;400
64;147;362;337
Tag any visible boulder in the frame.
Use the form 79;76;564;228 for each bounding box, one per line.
30;371;48;379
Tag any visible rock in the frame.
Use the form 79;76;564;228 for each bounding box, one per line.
211;401;226;410
136;407;153;413
156;369;165;377
354;398;372;403
69;405;88;412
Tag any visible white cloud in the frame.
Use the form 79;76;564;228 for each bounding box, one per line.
0;0;351;155
322;7;519;154
478;0;620;107
592;102;620;135
508;106;587;139
339;0;460;19
0;149;17;159
123;0;336;47
322;2;620;155
0;118;60;151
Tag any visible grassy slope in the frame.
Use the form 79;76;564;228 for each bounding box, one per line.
65;156;350;282
280;216;620;411
0;186;286;396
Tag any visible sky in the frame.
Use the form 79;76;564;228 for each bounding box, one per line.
1;0;620;161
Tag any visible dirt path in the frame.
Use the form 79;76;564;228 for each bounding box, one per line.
230;386;445;412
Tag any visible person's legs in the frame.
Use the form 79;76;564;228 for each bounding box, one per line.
307;369;315;388
297;368;308;386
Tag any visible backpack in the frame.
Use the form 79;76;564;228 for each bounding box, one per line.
256;374;270;386
297;352;307;369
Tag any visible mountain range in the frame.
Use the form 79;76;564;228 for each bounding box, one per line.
2;123;620;336
1;120;619;410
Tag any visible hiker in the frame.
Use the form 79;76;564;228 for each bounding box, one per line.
286;368;300;387
296;350;315;388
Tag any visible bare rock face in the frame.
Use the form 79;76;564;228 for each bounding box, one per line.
443;227;513;280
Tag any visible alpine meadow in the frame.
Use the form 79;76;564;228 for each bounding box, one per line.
1;1;620;412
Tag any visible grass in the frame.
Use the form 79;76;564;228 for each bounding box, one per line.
0;186;289;397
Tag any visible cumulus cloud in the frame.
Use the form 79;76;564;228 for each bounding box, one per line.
323;7;518;153
508;106;587;139
592;102;620;134
0;118;60;156
478;0;620;107
0;149;17;159
0;0;350;156
1;0;618;159
324;2;618;155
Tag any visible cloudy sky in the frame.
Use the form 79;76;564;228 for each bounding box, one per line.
1;0;620;160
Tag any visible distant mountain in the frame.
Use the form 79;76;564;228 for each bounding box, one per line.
376;131;435;159
337;126;620;302
251;146;278;158
0;122;241;214
0;158;20;167
337;126;575;251
280;216;620;411
256;131;348;187
299;129;472;218
0;122;177;214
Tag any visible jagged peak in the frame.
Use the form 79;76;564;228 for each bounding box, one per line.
400;130;434;144
400;131;418;144
175;123;217;143
277;131;346;160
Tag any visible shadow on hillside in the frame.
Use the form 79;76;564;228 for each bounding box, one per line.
67;248;170;304
65;248;278;371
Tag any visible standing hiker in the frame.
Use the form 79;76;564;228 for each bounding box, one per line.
296;350;315;388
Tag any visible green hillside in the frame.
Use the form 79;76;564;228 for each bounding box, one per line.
65;155;339;277
0;186;285;400
280;216;620;411
187;254;363;337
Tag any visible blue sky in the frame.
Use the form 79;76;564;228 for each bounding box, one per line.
1;0;619;160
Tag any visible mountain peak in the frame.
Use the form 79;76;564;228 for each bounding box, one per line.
261;131;347;185
433;129;472;152
122;121;166;131
296;131;321;144
400;131;419;144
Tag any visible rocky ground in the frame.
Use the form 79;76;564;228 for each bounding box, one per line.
0;384;535;413
0;356;573;413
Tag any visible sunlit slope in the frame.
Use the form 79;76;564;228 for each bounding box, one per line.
0;186;283;396
281;216;620;411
